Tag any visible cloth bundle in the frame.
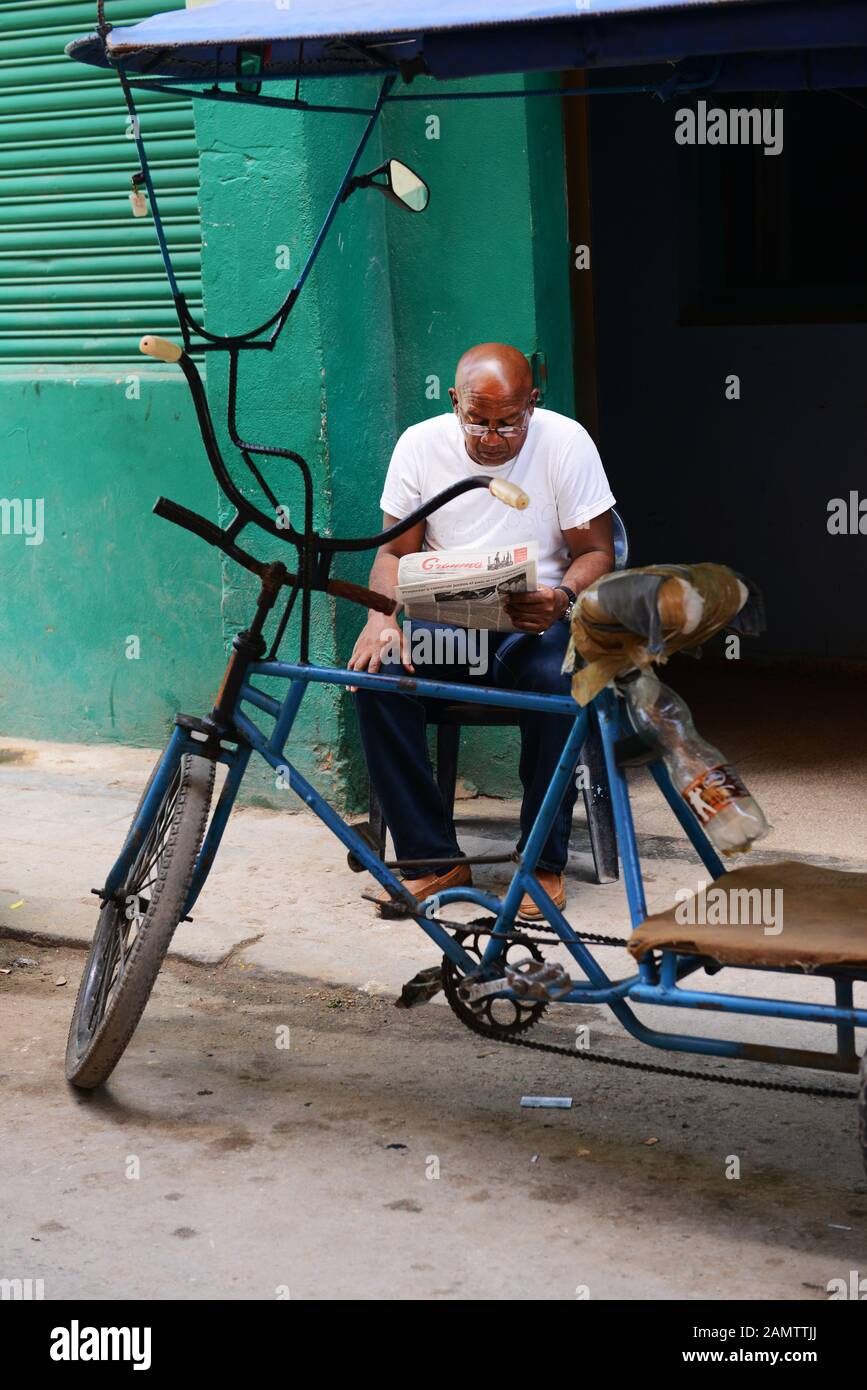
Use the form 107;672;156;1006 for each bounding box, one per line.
566;562;765;706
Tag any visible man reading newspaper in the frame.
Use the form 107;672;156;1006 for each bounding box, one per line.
349;343;615;920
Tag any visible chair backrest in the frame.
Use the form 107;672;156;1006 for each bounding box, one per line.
612;507;629;571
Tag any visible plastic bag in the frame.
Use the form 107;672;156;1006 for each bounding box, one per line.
565;562;765;706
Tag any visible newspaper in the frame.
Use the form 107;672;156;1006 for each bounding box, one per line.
395;541;538;632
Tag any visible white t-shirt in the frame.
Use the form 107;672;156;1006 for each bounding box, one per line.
380;408;615;589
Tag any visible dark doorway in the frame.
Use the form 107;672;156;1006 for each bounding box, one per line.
561;80;867;662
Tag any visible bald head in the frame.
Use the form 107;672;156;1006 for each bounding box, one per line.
449;342;537;468
455;342;533;399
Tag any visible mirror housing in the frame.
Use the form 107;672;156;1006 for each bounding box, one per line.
342;159;429;213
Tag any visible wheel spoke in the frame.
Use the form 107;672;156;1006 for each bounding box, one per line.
89;926;120;1033
79;765;184;1046
133;787;178;885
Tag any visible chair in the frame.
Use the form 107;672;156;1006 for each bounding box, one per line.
367;509;629;885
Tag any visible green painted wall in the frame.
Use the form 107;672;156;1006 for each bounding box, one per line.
195;75;575;808
0;0;220;749
381;74;574;436
0;367;224;743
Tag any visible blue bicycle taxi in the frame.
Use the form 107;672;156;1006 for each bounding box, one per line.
64;1;867;1173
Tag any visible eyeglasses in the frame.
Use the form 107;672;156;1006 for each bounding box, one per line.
456;406;530;439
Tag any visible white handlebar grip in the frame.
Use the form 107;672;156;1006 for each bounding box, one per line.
489;478;530;510
139;335;183;363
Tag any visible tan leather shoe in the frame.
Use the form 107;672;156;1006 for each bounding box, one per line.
518;869;567;922
375;862;472;916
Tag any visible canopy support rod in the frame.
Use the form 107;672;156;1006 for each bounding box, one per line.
266;72;395;346
384;63;723;104
121;62;721;107
115;65;185;315
110;51;392;350
126;79;379;117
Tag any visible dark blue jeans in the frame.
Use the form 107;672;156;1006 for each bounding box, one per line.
353;619;579;876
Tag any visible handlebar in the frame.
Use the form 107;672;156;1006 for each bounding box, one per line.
489;477;530;511
153;497;396;616
140;334;182;364
153;497;267;577
319;472;530;556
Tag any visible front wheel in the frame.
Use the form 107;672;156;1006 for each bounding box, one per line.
66;752;215;1089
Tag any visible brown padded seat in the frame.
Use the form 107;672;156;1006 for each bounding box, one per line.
628;862;867;971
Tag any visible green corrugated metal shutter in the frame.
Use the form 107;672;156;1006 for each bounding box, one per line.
0;0;201;364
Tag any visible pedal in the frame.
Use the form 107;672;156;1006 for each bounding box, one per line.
395;965;444;1010
375;899;408;920
347;821;383;873
507;958;572;1001
457;957;573;1007
359;890;414;920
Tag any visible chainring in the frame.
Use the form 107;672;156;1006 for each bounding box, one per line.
442;927;548;1038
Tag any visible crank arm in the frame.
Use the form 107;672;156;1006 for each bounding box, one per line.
457;975;512;1005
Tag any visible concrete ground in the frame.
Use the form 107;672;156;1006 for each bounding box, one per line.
2;661;867;1299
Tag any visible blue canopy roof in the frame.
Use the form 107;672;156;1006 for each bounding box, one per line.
67;0;867;89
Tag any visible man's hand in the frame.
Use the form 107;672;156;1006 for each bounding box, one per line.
503;513;615;634
347;614;414;692
502;585;567;633
346;512;424;690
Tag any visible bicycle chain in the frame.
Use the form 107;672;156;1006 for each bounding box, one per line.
450;918;859;1102
464;919;631;950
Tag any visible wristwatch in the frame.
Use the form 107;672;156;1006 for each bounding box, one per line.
556;585;577;621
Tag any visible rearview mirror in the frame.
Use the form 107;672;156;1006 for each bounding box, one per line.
342;159;430;213
384;159;429;212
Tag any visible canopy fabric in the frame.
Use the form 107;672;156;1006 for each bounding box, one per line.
67;0;867;88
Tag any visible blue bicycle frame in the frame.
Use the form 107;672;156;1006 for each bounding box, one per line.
100;659;867;1079
77;14;867;1086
